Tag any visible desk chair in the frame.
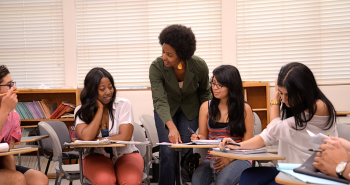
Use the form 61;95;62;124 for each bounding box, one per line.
337;123;350;141
253;112;262;136
133;122;151;185
37;121;79;175
38;121;80;185
139;114;160;181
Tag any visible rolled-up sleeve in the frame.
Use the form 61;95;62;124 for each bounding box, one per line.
149;63;172;126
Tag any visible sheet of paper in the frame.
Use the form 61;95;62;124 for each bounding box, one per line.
306;129;330;145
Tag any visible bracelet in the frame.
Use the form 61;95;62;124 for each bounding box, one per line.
270;99;280;106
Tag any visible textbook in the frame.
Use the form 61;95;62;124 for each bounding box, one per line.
277;163;348;185
293;153;350;184
212;147;267;154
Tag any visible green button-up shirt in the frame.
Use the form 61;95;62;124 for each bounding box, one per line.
149;55;211;127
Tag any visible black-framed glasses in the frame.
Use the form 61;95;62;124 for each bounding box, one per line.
0;81;16;89
210;81;224;89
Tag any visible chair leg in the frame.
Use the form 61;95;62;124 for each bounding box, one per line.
18;153;21;166
69;181;73;185
36;150;41;171
55;172;59;185
45;155;53;175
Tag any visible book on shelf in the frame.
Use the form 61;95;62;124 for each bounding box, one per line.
50;102;76;119
15;100;75;120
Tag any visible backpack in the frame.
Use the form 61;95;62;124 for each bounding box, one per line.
181;148;201;182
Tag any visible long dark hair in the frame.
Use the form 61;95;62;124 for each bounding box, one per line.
209;65;247;137
277;62;336;130
75;67;117;131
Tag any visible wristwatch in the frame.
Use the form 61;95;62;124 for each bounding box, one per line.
270;99;280;106
336;161;350;178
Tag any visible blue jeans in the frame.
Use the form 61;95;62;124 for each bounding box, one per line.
192;158;251;185
154;109;199;185
239;167;281;185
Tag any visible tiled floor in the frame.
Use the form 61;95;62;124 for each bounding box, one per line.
48;179;159;185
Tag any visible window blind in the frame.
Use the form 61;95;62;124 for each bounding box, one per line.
236;0;350;85
75;0;222;88
0;0;65;88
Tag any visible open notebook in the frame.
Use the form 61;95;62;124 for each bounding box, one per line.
212;147;267;154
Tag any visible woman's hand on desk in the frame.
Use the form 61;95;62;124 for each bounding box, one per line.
166;121;182;144
219;138;240;151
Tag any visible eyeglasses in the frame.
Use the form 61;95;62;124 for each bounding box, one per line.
0;81;16;89
210;81;224;89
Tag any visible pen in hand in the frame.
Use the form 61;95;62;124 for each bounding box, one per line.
188;126;200;140
226;141;241;147
308;148;323;152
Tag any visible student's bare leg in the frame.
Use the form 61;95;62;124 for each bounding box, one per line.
23;169;49;185
0;169;26;185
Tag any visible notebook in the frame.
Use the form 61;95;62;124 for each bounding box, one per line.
293;153;350;184
277;163;347;185
212;147;267;154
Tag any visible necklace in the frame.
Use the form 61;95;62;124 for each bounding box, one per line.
221;112;228;120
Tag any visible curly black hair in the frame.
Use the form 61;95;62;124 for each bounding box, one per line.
0;65;10;84
159;24;196;62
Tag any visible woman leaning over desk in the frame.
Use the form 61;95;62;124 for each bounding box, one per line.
74;67;143;185
149;24;211;185
219;62;338;185
190;65;254;185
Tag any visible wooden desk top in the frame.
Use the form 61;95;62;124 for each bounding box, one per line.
275;172;316;185
17;135;49;144
210;151;286;161
169;145;218;149
73;144;127;148
0;147;38;156
336;111;350;116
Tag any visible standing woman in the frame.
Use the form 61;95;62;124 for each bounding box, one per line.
149;24;211;185
74;67;144;185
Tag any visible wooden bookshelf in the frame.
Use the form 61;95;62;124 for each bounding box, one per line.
243;82;270;130
17;89;80;128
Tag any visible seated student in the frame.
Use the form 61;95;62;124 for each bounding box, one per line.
313;136;350;181
0;65;48;185
190;65;254;185
219;62;338;185
74;67;144;185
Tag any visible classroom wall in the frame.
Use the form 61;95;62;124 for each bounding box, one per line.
62;0;350;124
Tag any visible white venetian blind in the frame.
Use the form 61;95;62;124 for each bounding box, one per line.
75;0;222;88
0;0;65;88
236;0;350;85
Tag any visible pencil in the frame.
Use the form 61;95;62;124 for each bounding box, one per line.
0;91;19;96
308;148;323;152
